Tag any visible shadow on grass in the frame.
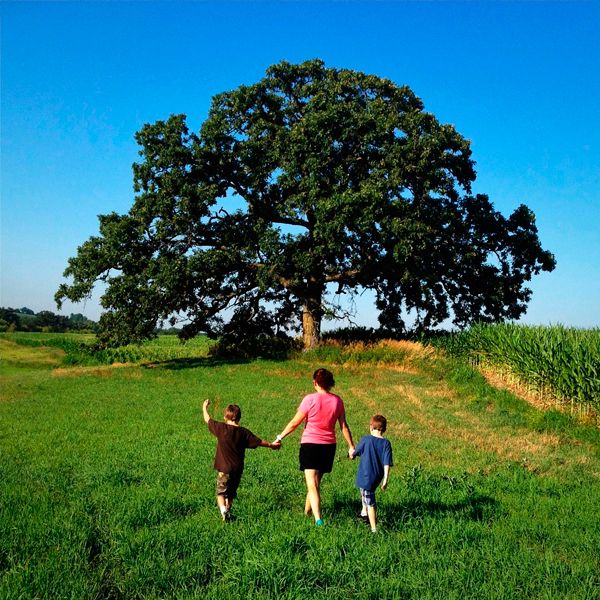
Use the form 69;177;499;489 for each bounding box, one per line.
385;495;500;527
142;356;253;370
332;494;500;530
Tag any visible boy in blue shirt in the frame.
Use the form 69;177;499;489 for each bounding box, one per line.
349;414;393;533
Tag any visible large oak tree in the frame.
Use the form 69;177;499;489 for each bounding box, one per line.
56;60;555;349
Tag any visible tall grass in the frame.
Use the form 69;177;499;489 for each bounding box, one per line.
432;323;600;414
1;336;599;598
304;339;436;367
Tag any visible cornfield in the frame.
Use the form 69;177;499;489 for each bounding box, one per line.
434;323;600;414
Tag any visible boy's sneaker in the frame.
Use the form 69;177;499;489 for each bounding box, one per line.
358;513;369;522
221;511;231;522
315;519;324;526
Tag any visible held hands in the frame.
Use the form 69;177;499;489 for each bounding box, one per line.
270;441;282;450
348;447;356;459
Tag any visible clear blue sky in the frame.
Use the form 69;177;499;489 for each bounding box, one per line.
1;1;599;328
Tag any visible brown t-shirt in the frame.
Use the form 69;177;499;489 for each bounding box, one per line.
207;418;262;473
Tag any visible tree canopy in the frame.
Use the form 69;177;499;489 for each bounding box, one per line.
56;59;555;349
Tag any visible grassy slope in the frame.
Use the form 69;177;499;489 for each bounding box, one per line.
1;338;599;599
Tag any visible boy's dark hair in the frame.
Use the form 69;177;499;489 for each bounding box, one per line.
224;404;242;423
370;414;387;433
313;368;335;390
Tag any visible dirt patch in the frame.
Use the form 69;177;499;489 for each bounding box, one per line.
0;339;64;367
387;365;420;375
52;363;140;378
377;339;438;358
327;361;596;474
346;366;443;438
393;383;424;409
408;404;580;471
347;385;380;412
365;365;569;468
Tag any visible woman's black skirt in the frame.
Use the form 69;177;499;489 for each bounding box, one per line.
299;443;337;473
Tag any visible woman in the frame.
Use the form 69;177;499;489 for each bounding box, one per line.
274;368;355;525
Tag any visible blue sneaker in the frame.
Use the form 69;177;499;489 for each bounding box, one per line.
315;519;324;526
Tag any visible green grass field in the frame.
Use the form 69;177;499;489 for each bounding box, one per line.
1;335;599;599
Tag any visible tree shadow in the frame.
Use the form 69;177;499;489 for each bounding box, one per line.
142;356;251;370
142;354;295;370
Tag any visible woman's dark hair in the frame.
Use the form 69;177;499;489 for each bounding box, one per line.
224;404;242;423
313;368;335;391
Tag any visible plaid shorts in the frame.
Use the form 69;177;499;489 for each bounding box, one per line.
216;471;242;499
360;487;377;507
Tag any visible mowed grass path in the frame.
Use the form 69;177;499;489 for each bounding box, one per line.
1;338;599;599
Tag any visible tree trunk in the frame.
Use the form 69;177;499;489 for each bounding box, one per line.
302;297;322;350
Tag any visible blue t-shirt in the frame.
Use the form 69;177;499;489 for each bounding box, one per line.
354;435;393;491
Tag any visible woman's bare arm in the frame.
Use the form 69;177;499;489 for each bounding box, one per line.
275;410;306;442
339;413;355;452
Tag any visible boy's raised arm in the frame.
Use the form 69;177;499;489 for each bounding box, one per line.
202;399;211;424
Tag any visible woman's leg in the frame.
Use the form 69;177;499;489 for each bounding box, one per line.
304;469;323;522
304;493;312;515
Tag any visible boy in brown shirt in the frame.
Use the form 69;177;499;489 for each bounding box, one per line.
202;399;280;521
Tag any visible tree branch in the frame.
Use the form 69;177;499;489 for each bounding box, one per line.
324;269;362;284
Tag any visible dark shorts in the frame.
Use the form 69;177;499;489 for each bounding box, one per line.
299;443;337;473
216;470;242;499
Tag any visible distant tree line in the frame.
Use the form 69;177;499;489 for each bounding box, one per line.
0;307;98;333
